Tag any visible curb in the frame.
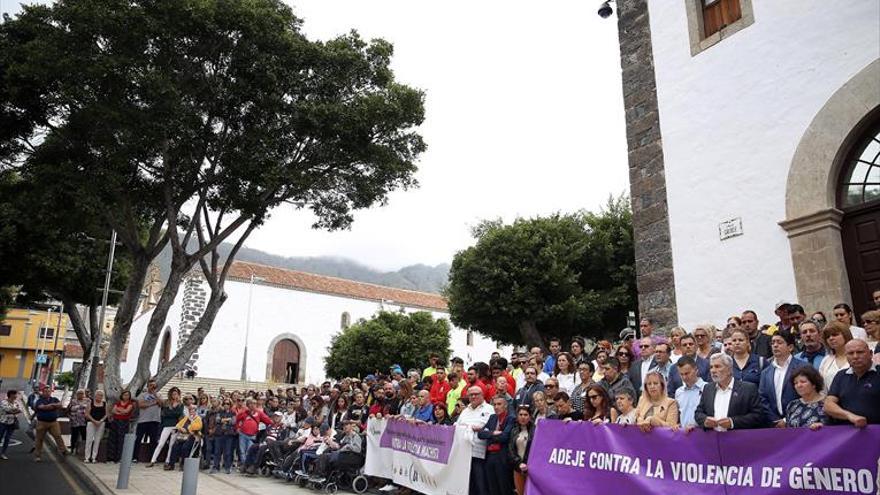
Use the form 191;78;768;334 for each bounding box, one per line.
63;457;118;495
22;397;116;495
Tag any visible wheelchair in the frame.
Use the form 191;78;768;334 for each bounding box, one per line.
303;463;369;494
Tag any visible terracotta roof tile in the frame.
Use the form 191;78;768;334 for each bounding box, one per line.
226;260;448;311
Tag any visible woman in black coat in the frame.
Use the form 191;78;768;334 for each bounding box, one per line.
508;405;535;495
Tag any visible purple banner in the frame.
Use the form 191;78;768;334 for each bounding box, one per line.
526;421;880;495
378;419;455;464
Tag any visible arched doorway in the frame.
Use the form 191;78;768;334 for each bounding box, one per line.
271;338;300;384
781;59;880;314
840;123;880;317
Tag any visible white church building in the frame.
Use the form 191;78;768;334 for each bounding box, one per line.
614;0;880;328
120;260;505;385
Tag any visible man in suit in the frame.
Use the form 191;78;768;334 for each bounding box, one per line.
759;331;809;427
694;353;765;430
628;337;655;398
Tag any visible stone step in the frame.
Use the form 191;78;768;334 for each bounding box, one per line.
159;376;302;397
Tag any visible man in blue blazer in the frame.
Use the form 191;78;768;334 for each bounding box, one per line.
759;331;809;427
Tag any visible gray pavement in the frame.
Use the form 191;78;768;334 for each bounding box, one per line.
0;414;97;495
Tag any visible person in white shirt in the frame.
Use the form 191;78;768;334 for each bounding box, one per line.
759;331;808;427
694;353;764;431
819;321;854;387
674;356;707;429
832;303;869;341
553;352;580;394
456;386;494;495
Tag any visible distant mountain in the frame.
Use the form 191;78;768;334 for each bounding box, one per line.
154;242;450;294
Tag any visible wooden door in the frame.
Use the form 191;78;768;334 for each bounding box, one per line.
271;339;300;383
841;204;880;317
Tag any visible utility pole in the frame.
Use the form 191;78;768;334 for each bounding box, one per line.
82;230;117;393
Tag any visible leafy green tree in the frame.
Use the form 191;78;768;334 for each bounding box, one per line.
445;196;636;349
1;0;425;398
0;170;133;389
324;311;451;379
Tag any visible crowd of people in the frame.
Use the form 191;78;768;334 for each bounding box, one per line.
1;300;878;495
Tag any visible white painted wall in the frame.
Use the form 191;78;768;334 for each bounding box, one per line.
646;1;880;327
120;277;507;385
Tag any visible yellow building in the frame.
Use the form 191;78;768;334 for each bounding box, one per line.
0;306;69;383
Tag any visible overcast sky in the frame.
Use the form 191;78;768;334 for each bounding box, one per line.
6;0;630;271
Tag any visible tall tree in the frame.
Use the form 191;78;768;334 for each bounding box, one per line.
0;0;425;398
0;170;133;389
445;196;637;349
324;311;451;380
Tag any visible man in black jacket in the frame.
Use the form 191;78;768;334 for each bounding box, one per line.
742;310;772;359
694;353;765;430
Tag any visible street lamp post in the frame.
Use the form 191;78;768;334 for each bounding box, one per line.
81;229;118;393
35;306;53;384
240;273;265;381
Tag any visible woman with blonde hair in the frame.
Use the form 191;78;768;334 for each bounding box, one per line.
668;327;686;363
818;321;853;386
861;310;880;355
635;371;679;432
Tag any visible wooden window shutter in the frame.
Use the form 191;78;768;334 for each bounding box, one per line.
702;0;743;38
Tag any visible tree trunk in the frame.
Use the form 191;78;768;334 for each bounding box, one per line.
518;320;546;352
124;260;188;396
102;255;151;402
152;286;227;388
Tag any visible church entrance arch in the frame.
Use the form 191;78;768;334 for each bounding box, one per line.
839;122;880;317
780;59;880;314
266;333;307;384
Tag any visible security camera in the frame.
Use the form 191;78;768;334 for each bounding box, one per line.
598;1;613;18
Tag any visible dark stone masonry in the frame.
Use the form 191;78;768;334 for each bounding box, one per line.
177;273;207;373
615;0;678;330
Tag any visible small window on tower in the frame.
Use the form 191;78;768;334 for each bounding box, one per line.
466;330;474;347
701;0;741;38
341;312;351;330
686;0;754;56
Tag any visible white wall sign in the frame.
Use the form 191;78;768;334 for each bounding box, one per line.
719;217;743;241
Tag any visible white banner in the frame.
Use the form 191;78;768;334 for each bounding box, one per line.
365;417;474;495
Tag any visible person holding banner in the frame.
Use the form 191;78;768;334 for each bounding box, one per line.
478;396;515;495
694;353;765;431
759;331;809;427
584;385;613;424
508;405;534;495
635;371;679;431
457;386;494;494
612;390;637;425
784;366;825;429
674;356;707;428
824;339;880;427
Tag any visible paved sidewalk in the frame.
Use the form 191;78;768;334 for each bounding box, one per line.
75;461;316;495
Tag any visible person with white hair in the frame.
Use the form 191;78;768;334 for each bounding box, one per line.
694;353;765;431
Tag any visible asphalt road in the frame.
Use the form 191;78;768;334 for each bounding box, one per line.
0;414;96;495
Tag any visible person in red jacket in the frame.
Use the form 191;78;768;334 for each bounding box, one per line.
235;398;271;462
466;366;490;398
430;366;452;405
